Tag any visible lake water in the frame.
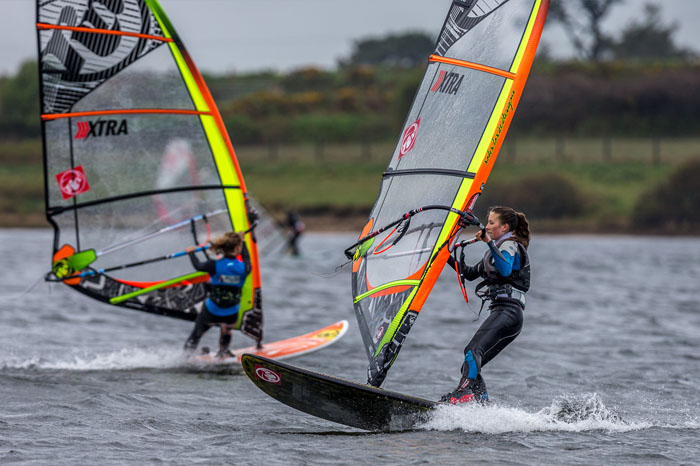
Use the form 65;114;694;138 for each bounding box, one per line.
1;229;699;465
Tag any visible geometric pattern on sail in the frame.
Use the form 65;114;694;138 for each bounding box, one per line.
36;0;262;341
351;0;548;386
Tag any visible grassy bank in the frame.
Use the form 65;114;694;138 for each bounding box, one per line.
1;138;697;232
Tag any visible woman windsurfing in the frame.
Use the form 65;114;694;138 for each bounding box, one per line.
443;206;531;404
184;232;252;358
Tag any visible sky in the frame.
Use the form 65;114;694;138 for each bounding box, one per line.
2;0;700;76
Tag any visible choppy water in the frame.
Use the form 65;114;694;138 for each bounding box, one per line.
1;229;699;465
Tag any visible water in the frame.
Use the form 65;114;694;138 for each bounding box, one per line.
1;229;699;465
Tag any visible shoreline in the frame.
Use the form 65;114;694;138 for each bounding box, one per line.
3;212;698;236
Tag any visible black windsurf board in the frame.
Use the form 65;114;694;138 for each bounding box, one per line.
241;353;437;431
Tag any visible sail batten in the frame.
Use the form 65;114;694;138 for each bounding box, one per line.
37;22;174;43
429;55;517;79
42;109;210;120
351;0;549;387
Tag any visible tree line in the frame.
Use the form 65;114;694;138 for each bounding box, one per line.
2;1;696;142
4;60;700;143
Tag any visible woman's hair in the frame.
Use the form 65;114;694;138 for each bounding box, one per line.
209;232;243;256
489;206;530;249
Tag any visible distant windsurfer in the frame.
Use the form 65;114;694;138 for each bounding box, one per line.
443;206;531;404
285;211;305;256
184;232;251;358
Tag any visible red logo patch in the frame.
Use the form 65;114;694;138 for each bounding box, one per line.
56;166;90;200
399;118;420;159
254;365;281;385
375;325;385;343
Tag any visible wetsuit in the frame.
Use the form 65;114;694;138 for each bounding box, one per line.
286;212;304;256
184;245;251;354
445;232;530;402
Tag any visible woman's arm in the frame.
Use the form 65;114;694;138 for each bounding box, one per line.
188;250;216;275
487;241;516;277
460;261;484;281
447;254;483;280
240;243;251;277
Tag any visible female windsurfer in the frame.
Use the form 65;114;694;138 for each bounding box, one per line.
183;231;251;358
442;206;531;404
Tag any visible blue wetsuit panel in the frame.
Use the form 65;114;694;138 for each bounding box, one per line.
207;259;247;316
488;241;521;277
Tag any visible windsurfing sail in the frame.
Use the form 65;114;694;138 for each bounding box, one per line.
36;0;263;342
347;0;549;386
247;198;294;259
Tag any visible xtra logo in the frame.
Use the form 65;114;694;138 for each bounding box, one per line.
56;165;90;200
255;365;281;385
398;118;421;159
430;70;464;95
75;119;128;139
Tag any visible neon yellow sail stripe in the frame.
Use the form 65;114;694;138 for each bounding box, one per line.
373;287;418;357
147;0;254;315
110;272;207;304
510;0;543;73
433;0;544;254
372;0;546;360
354;280;421;304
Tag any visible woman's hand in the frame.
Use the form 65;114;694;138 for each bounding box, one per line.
475;229;491;243
185;246;196;253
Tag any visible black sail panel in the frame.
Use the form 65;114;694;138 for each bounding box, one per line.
37;0;262;340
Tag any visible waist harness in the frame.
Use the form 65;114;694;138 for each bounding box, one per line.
208;284;242;308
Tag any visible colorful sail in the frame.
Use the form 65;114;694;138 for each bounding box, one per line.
347;0;549;386
36;0;262;342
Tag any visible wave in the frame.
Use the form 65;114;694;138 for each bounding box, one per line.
421;393;651;433
0;346;212;371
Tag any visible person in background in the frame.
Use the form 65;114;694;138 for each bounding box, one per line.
442;206;531;404
285;211;305;256
184;231;251;358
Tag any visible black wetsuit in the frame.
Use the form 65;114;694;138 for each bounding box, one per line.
286;212;304;256
446;233;530;400
184;246;251;354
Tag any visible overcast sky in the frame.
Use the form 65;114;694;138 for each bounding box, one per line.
2;0;700;75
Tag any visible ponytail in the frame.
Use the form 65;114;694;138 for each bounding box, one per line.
489;206;530;249
210;231;243;256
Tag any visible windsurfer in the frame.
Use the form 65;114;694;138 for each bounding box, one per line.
184;232;251;358
285;211;305;256
442;206;531;404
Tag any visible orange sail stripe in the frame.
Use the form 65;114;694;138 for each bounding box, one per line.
174;50;262;294
41;109;210;121
429;55;517;80
36;23;173;43
411;3;550;314
176;51;249;194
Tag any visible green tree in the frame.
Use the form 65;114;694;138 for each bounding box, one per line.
611;4;694;60
342;32;434;68
0;60;40;138
632;158;700;231
548;0;624;61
